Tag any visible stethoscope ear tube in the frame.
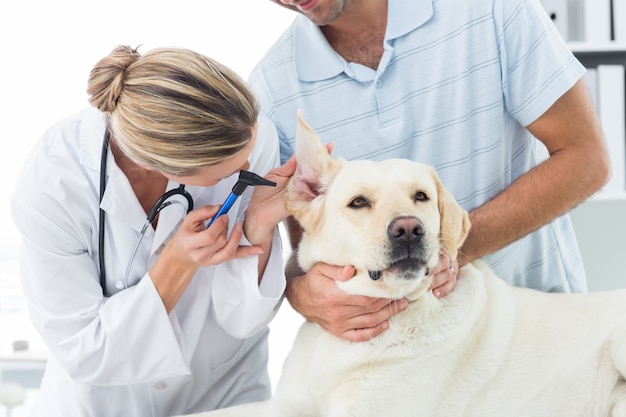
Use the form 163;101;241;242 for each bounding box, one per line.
147;185;194;223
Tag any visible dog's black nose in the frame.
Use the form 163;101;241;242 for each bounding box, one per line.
388;216;424;244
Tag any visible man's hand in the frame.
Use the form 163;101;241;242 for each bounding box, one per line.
285;262;409;342
428;251;459;298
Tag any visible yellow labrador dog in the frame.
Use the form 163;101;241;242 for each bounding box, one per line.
181;113;626;417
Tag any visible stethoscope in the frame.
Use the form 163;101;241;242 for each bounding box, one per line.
98;129;193;295
97;129;276;296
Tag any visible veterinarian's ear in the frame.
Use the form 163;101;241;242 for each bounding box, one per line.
434;170;471;259
285;111;345;216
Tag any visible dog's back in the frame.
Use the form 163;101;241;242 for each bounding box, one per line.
262;260;626;417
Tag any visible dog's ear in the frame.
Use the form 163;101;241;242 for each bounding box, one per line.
285;110;345;221
433;169;471;259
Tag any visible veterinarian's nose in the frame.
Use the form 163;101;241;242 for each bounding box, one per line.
388;216;425;243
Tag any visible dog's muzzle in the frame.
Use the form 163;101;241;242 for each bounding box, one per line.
368;216;430;280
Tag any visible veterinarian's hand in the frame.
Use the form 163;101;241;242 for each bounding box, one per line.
150;205;264;313
429;251;459;298
244;156;297;245
286;262;409;342
167;205;263;267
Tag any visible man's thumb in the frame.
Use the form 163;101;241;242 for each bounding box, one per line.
336;265;356;282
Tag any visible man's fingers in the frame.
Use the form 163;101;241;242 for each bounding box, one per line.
432;275;457;298
329;298;409;341
341;321;389;342
316;263;355;282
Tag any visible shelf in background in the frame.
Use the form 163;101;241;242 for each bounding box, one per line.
589;192;626;202
569;42;626;67
568;42;626;54
568;42;626;199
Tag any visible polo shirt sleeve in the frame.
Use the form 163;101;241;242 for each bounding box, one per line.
495;0;586;126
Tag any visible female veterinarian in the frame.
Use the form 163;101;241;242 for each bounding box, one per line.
10;45;294;416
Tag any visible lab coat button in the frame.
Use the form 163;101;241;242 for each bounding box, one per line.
155;381;167;390
376;79;383;88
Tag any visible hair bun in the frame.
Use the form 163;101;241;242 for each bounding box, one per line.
86;45;141;113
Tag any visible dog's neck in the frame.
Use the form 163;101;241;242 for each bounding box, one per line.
378;265;484;353
405;276;434;302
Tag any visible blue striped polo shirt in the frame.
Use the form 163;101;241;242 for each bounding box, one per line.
250;0;588;292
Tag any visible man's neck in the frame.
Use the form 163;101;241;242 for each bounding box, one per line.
321;0;388;70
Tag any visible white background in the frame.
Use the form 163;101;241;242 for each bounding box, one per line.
0;1;302;413
0;0;295;259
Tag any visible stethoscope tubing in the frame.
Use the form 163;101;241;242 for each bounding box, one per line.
98;130;111;294
98;129;273;295
98;130;193;295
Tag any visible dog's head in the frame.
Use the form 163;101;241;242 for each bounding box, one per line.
285;112;470;300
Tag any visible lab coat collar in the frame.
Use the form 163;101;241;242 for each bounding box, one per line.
72;108;143;230
99;157;150;234
78;107;108;172
294;0;434;81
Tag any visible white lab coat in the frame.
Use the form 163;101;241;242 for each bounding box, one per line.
10;107;287;416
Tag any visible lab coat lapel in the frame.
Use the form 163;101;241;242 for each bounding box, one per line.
99;160;156;290
99;161;148;233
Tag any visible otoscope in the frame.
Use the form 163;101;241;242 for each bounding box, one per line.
205;170;276;228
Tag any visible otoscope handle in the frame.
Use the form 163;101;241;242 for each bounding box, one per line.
205;170;277;229
205;192;238;228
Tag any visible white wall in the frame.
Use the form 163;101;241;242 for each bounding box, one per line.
569;198;626;291
0;0;295;272
0;3;301;413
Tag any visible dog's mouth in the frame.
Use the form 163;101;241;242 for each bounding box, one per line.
366;216;433;282
368;257;429;281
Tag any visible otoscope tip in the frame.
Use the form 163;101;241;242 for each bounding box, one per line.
232;170;276;195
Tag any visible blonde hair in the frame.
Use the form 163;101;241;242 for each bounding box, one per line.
87;45;258;176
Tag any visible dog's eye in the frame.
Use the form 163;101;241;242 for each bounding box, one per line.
413;191;429;202
348;196;370;209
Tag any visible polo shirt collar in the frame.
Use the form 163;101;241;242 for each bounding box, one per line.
294;0;434;81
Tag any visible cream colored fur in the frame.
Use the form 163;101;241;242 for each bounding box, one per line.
179;112;626;417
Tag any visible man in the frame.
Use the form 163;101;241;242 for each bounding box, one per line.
250;0;610;342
